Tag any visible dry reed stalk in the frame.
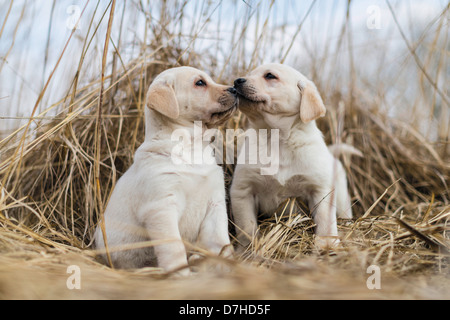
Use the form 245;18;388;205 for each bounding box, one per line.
386;0;450;108
95;0;116;269
0;2;25;74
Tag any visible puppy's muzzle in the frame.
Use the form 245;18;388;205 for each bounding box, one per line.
234;78;247;87
234;78;249;97
227;87;238;96
209;88;238;125
233;78;265;104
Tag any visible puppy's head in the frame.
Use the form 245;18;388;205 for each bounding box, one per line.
146;67;237;127
234;63;326;127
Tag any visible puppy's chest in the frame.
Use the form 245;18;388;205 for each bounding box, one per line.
177;165;223;242
177;164;220;193
256;173;314;213
178;162;224;201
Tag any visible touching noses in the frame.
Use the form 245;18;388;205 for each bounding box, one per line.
234;78;247;87
227;87;237;95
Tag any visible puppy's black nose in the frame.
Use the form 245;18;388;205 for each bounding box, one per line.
227;87;237;95
234;78;247;87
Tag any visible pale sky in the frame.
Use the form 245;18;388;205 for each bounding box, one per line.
0;0;448;135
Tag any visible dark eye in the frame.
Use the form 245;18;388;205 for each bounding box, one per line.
264;73;278;80
195;80;207;87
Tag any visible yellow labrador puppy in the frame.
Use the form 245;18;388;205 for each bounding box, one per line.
231;63;357;249
94;67;237;275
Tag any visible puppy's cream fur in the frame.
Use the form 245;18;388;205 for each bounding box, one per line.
94;67;237;275
231;63;356;249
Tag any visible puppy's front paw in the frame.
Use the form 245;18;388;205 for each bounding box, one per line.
188;253;203;266
315;236;341;251
219;244;235;260
188;252;232;273
166;266;191;278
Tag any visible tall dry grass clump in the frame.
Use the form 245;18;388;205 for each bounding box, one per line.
0;1;448;299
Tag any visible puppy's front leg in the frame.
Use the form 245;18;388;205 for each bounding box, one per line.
197;199;233;258
309;189;340;249
145;209;190;276
334;160;353;219
230;185;258;249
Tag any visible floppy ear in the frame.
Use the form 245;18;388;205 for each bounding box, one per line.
298;81;326;123
146;81;180;119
